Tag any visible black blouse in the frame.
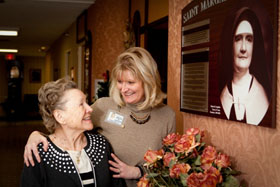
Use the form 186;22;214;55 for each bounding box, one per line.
21;132;126;187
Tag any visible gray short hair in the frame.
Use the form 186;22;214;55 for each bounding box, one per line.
38;77;77;133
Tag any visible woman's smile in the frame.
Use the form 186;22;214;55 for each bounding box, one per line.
117;70;145;104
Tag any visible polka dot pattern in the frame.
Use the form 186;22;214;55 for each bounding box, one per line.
38;133;107;174
85;134;107;167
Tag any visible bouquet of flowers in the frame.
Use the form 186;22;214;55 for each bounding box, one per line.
137;128;241;187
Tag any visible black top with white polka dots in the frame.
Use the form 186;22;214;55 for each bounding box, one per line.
21;132;126;187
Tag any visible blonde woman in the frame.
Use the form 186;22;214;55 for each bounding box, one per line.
23;47;176;187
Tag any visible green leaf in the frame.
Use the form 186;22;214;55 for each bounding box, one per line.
229;170;242;176
169;159;176;168
193;166;203;172
221;175;240;187
161;169;170;177
162;173;169;177
194;155;201;166
197;142;206;152
146;173;160;178
195;134;201;142
180;173;189;186
222;168;241;176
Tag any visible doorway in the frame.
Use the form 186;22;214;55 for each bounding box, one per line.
145;16;168;100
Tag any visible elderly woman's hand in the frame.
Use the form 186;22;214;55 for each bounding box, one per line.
109;153;142;179
23;131;49;167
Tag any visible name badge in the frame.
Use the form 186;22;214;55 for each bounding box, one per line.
105;110;125;128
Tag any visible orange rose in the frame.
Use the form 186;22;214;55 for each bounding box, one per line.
197;167;222;187
174;136;191;153
175;134;200;154
144;149;164;164
187;172;206;187
214;153;231;168
163;152;176;167
163;133;181;146
201;146;217;170
137;174;151;187
170;163;191;178
205;166;222;183
200;174;219;187
187;167;221;187
185;128;204;138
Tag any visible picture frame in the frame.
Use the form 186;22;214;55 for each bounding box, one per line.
76;10;87;43
94;79;104;100
29;69;41;83
180;0;278;128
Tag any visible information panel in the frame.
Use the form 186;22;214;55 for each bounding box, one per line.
180;0;278;128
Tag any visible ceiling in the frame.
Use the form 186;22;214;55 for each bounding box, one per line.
0;0;96;57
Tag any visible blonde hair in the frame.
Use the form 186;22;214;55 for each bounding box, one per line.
38;76;77;133
110;47;166;110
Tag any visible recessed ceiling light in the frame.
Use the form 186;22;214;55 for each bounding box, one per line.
0;49;18;53
0;30;18;36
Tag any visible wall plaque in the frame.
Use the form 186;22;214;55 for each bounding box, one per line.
180;0;278;128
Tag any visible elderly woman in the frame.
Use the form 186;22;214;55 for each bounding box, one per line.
23;47;176;187
21;77;125;187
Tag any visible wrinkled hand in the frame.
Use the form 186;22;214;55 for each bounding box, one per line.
109;153;141;179
23;131;49;167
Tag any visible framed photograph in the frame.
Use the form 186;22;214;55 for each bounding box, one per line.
29;69;41;83
180;0;278;128
76;10;87;43
94;79;104;99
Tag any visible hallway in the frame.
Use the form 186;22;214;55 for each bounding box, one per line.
0;120;47;187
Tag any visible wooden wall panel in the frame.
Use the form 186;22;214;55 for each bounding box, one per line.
87;0;129;97
168;0;280;186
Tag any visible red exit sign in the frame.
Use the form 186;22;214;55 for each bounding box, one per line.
5;53;15;60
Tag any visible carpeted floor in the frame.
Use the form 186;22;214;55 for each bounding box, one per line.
0;120;47;187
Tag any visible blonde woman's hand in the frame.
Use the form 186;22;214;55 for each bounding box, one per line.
23;131;48;167
109;153;141;179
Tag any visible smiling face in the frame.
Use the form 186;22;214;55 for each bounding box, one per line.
60;89;93;131
233;20;254;73
116;70;145;104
